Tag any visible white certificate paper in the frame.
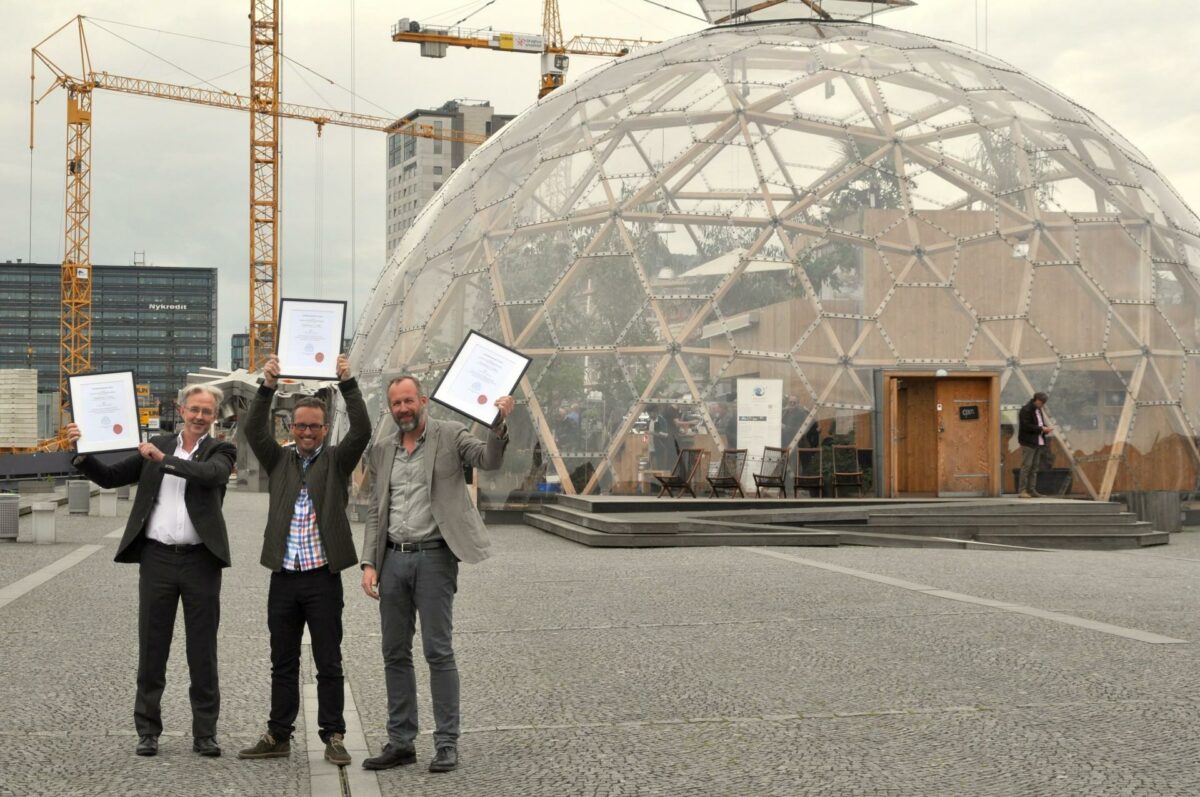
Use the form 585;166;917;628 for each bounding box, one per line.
431;331;531;427
69;371;141;454
277;298;347;379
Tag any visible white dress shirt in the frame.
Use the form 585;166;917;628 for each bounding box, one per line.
146;433;207;546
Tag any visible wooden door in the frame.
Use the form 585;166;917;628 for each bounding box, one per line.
894;377;938;495
935;378;992;496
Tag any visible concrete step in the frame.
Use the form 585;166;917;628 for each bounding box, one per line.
540;504;683;534
976;531;1170;550
870;501;1125;516
859;521;1154;538
525;512;842;548
868;513;1143;527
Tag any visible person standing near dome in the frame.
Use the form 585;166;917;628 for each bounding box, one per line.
1017;392;1053;498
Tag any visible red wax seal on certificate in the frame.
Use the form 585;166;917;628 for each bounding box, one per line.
477;394;488;405
314;352;325;363
112;424;123;434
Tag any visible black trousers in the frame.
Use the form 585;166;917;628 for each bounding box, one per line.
135;541;223;739
267;566;345;742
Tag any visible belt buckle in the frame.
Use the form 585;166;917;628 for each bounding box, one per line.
399;542;418;553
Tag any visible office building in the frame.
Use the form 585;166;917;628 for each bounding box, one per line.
385;99;514;259
0;261;218;432
231;332;249;371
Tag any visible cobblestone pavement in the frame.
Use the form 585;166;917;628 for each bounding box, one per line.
1;490;1198;796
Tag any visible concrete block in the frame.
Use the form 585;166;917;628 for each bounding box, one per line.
67;480;90;514
0;494;17;539
32;502;56;544
98;489;118;517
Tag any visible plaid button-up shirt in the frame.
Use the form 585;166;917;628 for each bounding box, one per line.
283;446;327;571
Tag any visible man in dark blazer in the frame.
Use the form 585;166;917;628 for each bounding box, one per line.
237;353;371;767
68;383;235;758
1017;391;1053;498
359;375;513;774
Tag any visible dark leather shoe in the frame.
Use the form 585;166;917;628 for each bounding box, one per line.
361;743;416;770
193;736;221;757
136;735;158;757
428;746;458;773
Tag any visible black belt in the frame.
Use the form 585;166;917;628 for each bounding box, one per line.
387;539;447;553
146;538;205;553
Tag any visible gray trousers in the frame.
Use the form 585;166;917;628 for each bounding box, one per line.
1018;444;1050;494
379;546;460;749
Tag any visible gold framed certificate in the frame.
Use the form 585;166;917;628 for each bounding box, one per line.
277;298;347;380
68;370;141;454
431;330;531;427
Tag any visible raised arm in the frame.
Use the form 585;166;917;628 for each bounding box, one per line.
454;395;514;471
242;354;283;472
334;355;372;477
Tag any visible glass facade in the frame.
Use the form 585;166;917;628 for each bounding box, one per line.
351;21;1200;506
0;262;218;430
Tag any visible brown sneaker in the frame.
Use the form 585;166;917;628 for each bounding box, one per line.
325;733;351;766
1017;491;1033;498
237;732;290;760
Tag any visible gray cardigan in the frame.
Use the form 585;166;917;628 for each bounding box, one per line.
363;416;507;567
242;378;372;573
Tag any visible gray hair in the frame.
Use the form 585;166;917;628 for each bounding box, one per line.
387;374;424;397
177;383;224;406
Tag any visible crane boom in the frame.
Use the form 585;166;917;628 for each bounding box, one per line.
88;72;485;142
391;0;658;98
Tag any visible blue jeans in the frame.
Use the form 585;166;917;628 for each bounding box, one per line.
379;546;459;749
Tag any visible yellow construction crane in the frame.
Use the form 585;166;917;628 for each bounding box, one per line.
29;13;480;449
392;0;659;98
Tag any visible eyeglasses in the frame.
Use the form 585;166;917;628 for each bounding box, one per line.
290;423;326;432
184;406;216;417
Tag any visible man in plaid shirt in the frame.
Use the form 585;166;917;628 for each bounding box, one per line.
238;352;372;767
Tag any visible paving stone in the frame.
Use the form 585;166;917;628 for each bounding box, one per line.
1;494;1198;796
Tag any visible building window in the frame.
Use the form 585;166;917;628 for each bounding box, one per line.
433;166;443;175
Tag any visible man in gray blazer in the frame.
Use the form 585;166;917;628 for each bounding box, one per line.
360;375;513;774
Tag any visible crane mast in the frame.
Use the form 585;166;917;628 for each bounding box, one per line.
249;0;281;373
60;82;93;427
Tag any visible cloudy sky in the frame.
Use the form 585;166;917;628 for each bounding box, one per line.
2;0;1197;368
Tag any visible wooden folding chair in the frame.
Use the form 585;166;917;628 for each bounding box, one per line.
793;447;824;497
706;449;747;498
655;448;704;498
752;446;789;497
831;444;865;497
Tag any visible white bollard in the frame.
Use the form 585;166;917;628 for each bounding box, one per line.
98;489;118;517
32;502;56;544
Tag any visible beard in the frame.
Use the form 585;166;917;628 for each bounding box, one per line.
394;406;422;432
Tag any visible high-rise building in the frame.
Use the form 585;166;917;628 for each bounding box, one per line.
385;100;513;259
0;260;218;432
231;332;249;371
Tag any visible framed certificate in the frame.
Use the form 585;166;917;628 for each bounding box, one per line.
277;298;347;379
431;330;531;427
68;370;141;455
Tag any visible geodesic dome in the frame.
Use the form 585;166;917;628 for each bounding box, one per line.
352;19;1200;506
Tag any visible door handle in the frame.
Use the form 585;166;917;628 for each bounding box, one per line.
938;422;945;433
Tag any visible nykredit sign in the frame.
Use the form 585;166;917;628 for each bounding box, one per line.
148;303;188;311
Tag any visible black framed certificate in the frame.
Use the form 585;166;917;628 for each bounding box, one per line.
68;370;141;454
431;330;531;427
277;298;347;379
